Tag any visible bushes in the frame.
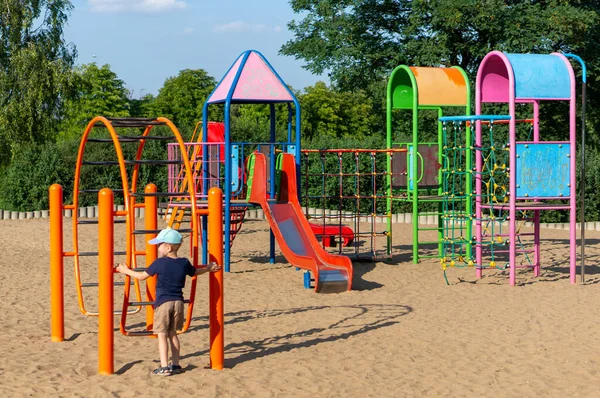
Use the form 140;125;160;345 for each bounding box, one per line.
0;128;173;211
1;132;600;225
0;141;78;211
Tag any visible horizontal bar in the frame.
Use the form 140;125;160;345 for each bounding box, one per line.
79;189;124;194
81;281;129;287
129;299;190;306
130;192;189;197
439;115;511;122
129;159;183;165
301;148;408;154
125;331;155;336
132;228;192;234
79;251;127;257
82;159;183;166
483;249;535;254
78;219;127;225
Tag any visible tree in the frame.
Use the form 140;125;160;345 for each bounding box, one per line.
0;0;77;163
282;1;599;91
299;81;378;141
149;69;218;136
58;63;130;140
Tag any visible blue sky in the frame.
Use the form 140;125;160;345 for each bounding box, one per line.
64;0;327;98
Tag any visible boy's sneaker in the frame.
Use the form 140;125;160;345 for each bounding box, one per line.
151;366;172;376
170;364;183;374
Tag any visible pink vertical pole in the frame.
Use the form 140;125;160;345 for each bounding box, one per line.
475;79;483;278
568;68;578;284
475;118;482;279
533;101;541;277
509;107;517;286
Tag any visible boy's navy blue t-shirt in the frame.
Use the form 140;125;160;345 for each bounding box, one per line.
145;257;196;308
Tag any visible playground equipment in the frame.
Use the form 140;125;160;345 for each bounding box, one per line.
166;121;247;246
200;50;301;272
301;148;407;260
386;65;472;263
49;116;225;373
440;51;580;285
247;152;353;292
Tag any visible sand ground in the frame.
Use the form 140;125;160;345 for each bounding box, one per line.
1;218;600;397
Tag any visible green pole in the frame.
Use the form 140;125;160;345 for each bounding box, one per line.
386;73;394;256
437;107;444;258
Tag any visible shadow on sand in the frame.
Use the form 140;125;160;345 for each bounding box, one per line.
182;303;412;368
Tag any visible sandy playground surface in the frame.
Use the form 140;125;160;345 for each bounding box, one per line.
1;217;600;397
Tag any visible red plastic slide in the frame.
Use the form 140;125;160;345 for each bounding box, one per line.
247;152;353;293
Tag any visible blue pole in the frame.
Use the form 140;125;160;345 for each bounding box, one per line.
269;104;276;264
201;104;209;266
294;100;301;200
221;50;250;272
287;104;292;143
224;102;232;272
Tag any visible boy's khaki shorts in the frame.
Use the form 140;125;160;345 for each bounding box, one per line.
153;300;185;333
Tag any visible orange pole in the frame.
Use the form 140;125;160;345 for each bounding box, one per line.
145;183;158;330
50;184;64;342
98;188;114;375
208;187;224;370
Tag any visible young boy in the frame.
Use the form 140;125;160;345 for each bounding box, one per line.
115;227;220;376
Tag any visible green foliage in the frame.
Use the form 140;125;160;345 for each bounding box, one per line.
228;103;292;143
283;1;598;89
148;69;218;136
0;140;78;211
0;125;179;211
58;63;131;140
300;81;379;140
0;0;77;164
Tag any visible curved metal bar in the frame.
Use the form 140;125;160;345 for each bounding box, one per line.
72;116;141;316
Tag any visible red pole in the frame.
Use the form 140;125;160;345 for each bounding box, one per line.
98;188;114;375
208;187;224;370
49;184;64;342
144;184;158;330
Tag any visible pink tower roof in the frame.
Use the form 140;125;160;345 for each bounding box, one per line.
207;50;295;104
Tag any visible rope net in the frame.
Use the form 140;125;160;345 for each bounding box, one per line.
440;119;535;277
300;149;406;260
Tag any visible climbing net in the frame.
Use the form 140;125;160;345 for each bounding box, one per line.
300;148;406;260
475;120;535;271
440;118;535;280
440;120;472;269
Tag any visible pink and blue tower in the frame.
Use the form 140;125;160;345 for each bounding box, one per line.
473;51;579;285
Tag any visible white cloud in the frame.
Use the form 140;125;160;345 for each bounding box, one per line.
89;0;188;14
183;27;194;34
213;21;282;34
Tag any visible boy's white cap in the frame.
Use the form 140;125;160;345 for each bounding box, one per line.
148;228;182;245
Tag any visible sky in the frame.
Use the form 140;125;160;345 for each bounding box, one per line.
64;0;327;98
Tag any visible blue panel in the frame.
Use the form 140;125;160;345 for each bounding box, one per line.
515;143;570;198
505;54;570;99
231;145;240;192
